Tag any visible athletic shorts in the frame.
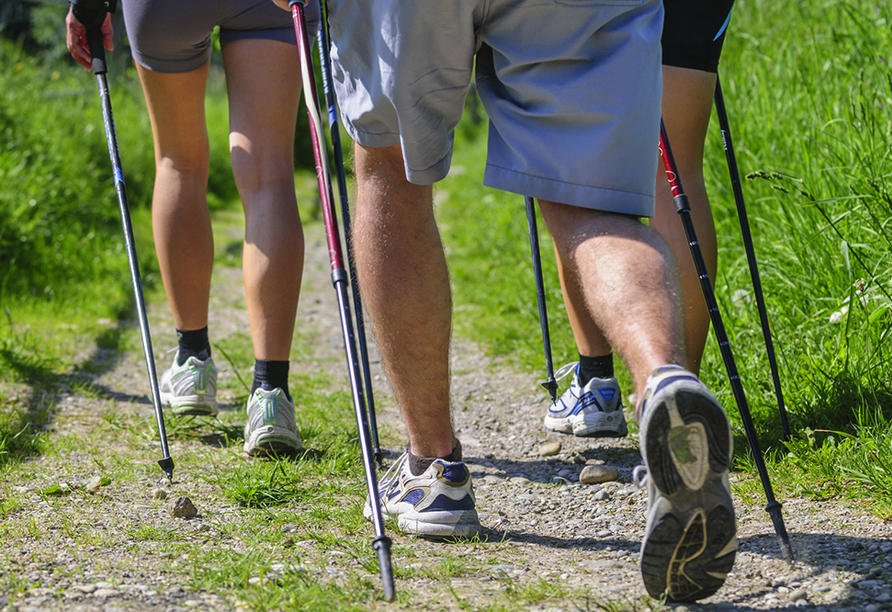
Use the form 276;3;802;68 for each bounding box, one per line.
662;0;735;72
328;0;664;216
123;0;321;74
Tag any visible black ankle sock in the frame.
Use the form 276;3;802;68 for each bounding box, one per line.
577;353;614;386
251;360;291;402
408;440;463;476
176;327;211;366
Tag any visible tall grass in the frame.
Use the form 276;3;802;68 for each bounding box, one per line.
702;0;892;438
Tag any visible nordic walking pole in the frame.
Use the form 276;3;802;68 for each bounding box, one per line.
289;0;395;600
316;2;384;467
524;196;558;402
72;0;174;481
714;76;792;441
659;120;793;562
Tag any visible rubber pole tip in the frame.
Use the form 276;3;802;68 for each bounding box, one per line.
157;456;175;482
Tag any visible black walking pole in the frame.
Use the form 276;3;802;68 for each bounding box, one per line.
72;0;174;481
525;196;558;402
289;1;395;600
316;2;384;467
714;76;792;440
659;120;793;562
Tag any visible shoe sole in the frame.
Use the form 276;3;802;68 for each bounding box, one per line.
544;412;628;438
243;428;302;456
161;393;219;417
639;380;736;602
366;504;481;540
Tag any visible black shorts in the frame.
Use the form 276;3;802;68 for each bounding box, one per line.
662;0;735;73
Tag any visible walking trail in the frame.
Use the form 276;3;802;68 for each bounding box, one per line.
2;210;890;612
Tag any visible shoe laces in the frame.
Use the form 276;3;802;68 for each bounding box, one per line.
632;465;648;490
554;361;579;383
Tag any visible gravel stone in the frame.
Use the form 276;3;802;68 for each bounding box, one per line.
85;475;104;494
789;588;807;601
168;496;198;519
538;442;562;457
580;465;619;484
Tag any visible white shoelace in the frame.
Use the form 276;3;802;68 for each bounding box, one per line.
632;465;649;490
554;361;579;383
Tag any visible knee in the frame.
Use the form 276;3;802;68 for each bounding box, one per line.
156;147;210;185
232;156;295;204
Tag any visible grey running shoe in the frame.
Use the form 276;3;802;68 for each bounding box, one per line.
638;365;737;602
544;362;628;437
243;388;302;455
364;452;480;539
159;352;218;416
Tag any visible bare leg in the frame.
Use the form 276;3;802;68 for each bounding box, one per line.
538;201;686;399
352;144;456;458
137;62;214;332
650;66;718;374
555;65;718;375
222;39;304;362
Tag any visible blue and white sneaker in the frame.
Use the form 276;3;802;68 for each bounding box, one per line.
364;451;480;539
638;365;737;602
243;388;302;456
159;351;218;416
544;362;628;437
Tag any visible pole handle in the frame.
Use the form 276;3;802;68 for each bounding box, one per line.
71;0;115;74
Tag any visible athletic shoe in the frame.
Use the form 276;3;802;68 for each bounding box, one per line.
637;365;737;602
364;451;480;539
243;387;302;455
543;362;628;437
159;352;219;416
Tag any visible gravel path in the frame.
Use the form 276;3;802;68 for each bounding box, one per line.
2;215;891;612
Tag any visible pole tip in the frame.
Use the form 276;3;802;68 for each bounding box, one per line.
541;378;558;403
373;536;396;601
158;456;175;482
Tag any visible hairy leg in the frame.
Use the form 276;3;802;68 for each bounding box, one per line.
222;38;304;361
352;144;456;457
539;201;686;398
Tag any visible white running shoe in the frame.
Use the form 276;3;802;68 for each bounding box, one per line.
544;362;628;437
159;352;218;416
243;387;302;456
638;365;737;602
364;452;480;539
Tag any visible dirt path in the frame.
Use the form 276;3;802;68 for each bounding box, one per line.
2;213;891;612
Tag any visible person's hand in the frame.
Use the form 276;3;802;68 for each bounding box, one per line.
66;7;113;70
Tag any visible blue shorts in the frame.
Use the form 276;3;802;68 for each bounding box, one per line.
123;0;321;74
328;0;664;216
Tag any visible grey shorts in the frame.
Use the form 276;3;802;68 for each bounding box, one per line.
123;0;321;74
328;0;663;216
